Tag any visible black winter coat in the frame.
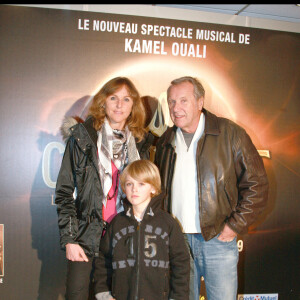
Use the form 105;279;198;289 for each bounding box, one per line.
94;193;190;300
55;116;154;257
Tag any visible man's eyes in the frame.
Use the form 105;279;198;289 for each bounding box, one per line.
168;99;187;105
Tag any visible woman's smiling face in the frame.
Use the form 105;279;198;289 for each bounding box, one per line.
105;85;133;130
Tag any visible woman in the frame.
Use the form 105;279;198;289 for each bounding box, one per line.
55;77;153;300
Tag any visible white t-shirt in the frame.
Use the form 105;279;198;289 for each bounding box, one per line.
171;113;205;233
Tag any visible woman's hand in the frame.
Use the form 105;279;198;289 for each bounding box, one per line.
66;243;89;262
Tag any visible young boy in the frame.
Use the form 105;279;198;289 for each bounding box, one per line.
94;160;190;300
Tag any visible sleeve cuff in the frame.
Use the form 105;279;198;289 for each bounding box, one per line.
95;291;112;300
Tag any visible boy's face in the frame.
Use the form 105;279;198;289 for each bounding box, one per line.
124;175;155;213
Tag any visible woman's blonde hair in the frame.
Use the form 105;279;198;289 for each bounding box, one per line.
88;77;146;141
120;160;161;197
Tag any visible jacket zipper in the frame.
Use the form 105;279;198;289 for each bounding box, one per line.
69;216;73;237
135;221;141;300
196;134;206;235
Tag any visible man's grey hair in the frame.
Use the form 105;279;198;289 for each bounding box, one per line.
167;76;205;100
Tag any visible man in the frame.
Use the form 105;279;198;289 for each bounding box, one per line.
154;76;269;300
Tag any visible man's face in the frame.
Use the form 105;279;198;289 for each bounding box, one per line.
168;81;203;133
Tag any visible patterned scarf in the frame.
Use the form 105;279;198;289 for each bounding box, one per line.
97;118;140;210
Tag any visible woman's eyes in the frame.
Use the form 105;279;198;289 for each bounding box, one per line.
109;96;131;101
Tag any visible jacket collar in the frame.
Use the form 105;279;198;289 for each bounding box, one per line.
203;109;220;136
67;116;98;170
81;116;98;147
70;116;97;150
124;192;165;220
161;108;220;147
75;116;149;151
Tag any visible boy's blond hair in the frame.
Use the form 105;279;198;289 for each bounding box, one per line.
120;160;161;197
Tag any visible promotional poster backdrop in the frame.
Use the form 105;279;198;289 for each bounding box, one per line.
0;5;299;299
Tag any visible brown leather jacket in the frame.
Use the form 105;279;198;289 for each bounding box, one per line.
154;109;268;241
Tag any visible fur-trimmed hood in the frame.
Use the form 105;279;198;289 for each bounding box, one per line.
60;116;84;143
